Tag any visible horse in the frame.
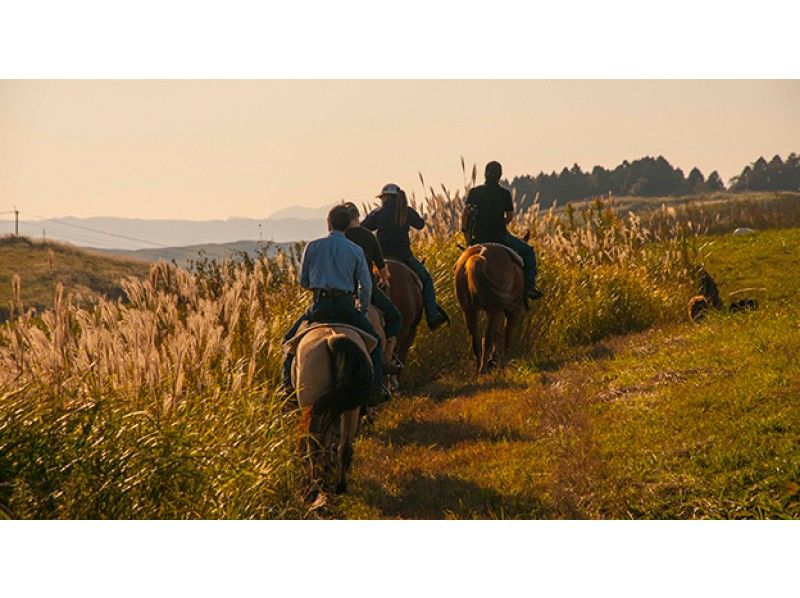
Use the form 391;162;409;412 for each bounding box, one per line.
454;243;526;374
382;259;424;384
287;323;375;499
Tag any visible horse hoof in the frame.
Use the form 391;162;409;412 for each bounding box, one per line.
305;487;320;504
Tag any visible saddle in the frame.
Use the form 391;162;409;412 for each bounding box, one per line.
283;322;378;359
471;243;524;268
385;258;424;291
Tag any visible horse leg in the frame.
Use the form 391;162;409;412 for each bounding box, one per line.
504;307;522;362
465;308;482;374
336;407;360;494
480;310;496;374
301;406;322;502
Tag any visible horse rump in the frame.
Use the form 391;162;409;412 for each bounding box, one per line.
312;333;373;422
465;247;520;308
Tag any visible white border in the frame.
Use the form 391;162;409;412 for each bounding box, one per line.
2;1;799;78
1;521;798;597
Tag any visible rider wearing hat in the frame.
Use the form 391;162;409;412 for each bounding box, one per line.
362;183;449;331
341;201;404;371
461;161;543;300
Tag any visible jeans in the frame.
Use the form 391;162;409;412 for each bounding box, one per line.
395;254;439;321
372;285;402;339
282;295;383;397
502;233;537;291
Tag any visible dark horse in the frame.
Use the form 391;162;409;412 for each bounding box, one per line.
455;243;526;374
382;259;424;380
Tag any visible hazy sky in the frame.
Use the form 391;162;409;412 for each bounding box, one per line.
1;80;798;220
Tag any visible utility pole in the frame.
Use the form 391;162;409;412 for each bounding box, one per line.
14;206;19;236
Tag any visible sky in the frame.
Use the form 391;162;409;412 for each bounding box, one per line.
1;80;798;221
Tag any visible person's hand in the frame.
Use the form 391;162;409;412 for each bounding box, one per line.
379;267;391;291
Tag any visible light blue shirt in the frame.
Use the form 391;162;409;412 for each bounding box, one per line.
299;230;372;313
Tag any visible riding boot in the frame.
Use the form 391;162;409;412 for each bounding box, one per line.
384;336;404;372
426;303;450;330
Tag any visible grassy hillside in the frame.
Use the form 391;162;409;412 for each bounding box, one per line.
336;228;800;519
93;239;295;268
0;236;148;319
1;190;798;519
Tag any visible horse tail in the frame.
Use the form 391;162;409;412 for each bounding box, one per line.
312;334;373;420
466;250;517;306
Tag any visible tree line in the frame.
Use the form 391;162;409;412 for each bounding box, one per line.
508;152;800;210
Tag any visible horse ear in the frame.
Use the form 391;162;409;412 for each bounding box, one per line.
522;230;531;243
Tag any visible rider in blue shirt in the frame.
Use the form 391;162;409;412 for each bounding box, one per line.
282;205;397;403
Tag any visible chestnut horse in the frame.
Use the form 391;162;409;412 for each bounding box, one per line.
382;259;424;379
455;243;525;374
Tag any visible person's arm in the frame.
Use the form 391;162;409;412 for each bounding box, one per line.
299;242;312;289
355;250;372;314
369;234;391;288
408;207;425;230
503;189;514;225
361;209;377;231
370;233;386;271
460;205;471;234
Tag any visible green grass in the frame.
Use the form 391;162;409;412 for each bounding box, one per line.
0;235;148;319
336;228;800;519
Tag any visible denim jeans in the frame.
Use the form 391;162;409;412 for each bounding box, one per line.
502;233;537;290
282;295;383;396
372;285;402;339
395;254;439;321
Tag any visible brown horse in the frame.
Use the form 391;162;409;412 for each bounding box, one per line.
287;323;375;498
383;259;424;380
455;243;525;374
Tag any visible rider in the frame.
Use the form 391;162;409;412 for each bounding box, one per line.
282;205;394;403
362;183;449;331
341;201;404;371
461;161;543;300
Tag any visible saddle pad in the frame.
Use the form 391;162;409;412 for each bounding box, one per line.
283;321;378;357
475;243;524;268
386;259;424;291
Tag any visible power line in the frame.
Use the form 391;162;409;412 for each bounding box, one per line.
19;209;175;249
12;208;257;261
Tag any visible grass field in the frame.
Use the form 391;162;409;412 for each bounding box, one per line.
335;228;800;519
1;192;798;519
0;235;148;320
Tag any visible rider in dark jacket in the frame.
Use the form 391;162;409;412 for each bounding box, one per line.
362;183;449;330
461;161;543;300
342;201;404;371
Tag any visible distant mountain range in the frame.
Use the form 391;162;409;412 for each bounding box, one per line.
3;208;333;251
93;240;296;268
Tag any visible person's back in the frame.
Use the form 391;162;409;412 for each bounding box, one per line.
465;181;513;244
362;189;424;260
461;161;543;301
